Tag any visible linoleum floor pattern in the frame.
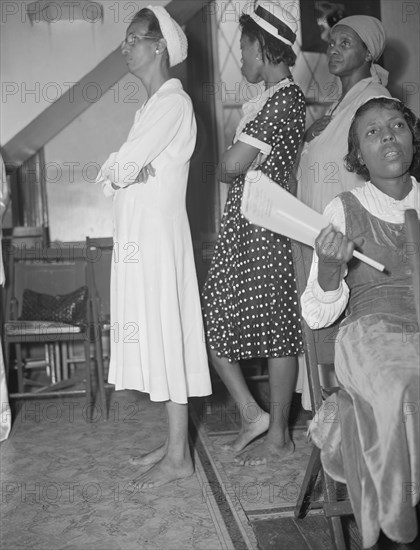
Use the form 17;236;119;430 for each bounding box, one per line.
2;376;411;550
1;390;224;550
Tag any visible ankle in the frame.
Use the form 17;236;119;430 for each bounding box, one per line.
266;428;291;445
166;446;191;463
240;405;268;426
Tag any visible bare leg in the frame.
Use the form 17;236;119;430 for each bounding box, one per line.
235;356;297;466
210;349;269;453
130;401;194;489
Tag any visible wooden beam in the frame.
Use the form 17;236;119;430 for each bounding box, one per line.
2;0;213;168
2;47;126;168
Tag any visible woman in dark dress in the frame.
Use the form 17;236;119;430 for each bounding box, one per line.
202;0;305;465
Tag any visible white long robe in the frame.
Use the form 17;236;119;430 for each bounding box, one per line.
97;79;211;404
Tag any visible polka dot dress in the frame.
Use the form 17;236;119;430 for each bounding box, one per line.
202;80;305;362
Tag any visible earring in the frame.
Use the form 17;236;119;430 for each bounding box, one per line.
256;56;260;61
155;48;160;54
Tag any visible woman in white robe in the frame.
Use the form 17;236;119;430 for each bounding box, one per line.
96;6;211;489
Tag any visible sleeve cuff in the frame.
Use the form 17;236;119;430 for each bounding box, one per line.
312;279;344;304
101;179;116;198
237;133;272;156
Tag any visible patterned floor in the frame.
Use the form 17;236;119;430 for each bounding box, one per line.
0;378;364;550
3;365;417;550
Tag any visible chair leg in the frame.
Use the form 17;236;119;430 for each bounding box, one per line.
295;444;322;518
54;343;61;382
49;344;56;384
93;325;107;420
16;343;24;393
61;343;69;379
324;471;348;550
327;516;348;550
84;338;93;420
4;339;11;386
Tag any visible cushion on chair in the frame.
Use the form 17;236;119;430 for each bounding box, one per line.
20;286;88;327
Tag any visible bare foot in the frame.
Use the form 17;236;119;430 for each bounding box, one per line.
128;443;167;466
234;438;295;466
129;455;194;490
221;411;270;454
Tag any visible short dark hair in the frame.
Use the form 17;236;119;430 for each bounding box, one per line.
345;97;420;181
239;14;296;67
132;8;164;40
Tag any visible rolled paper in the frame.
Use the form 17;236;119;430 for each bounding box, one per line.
241;170;386;272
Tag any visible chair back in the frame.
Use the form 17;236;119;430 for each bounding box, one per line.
404;209;420;326
6;247;87;322
85;237;113;322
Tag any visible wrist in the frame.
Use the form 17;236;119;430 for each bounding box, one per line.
318;262;344;292
312;278;344;303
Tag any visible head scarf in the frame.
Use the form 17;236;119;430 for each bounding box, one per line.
349;95;401;124
332;15;388;85
146;5;187;67
248;0;298;46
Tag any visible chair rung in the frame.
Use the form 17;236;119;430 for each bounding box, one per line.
324;500;353;517
9;389;87;400
36;379;82;393
22;360;49;369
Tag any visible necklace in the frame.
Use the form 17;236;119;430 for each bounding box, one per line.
328;95;345;118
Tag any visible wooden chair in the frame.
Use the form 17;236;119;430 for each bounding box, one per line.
293;242;353;550
405;209;420;326
3;245;107;420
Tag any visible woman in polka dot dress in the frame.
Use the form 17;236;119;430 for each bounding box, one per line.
202;1;305;466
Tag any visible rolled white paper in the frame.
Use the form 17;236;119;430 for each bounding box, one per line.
241;170;386;273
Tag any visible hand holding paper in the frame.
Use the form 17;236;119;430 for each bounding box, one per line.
240;170;385;272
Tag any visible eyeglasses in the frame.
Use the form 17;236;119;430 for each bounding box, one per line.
121;33;156;48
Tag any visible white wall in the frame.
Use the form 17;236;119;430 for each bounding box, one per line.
0;0;168;144
381;0;420;115
44;72;147;240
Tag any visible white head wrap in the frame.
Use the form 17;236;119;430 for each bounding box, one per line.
332;15;389;86
349;95;401;124
248;0;298;47
146;5;187;67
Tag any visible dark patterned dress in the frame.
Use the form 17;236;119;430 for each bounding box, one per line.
202;78;305;362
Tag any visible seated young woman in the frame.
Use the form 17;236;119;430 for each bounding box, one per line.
301;96;420;548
